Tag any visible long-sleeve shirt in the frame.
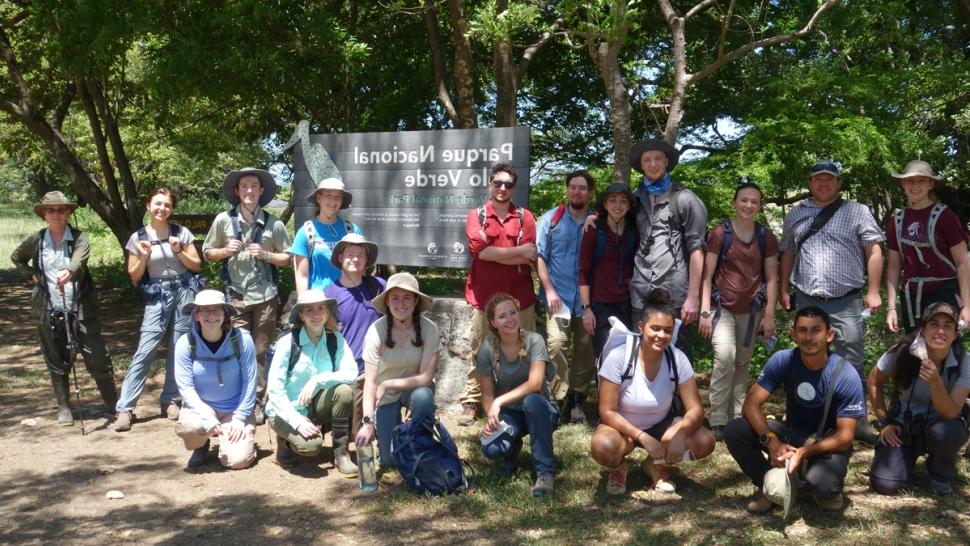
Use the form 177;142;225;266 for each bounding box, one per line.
174;325;257;431
265;328;358;429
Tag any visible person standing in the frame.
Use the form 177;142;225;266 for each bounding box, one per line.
11;191;117;425
779;159;884;444
699;182;779;440
627;139;708;359
292;178;362;294
457;163;539;426
203;167;291;424
884;160;970;333
536;170;595;423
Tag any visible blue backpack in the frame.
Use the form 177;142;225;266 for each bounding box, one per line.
390;415;471;496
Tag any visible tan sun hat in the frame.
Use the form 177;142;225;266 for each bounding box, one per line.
222;167;278;206
330;233;379;269
891;160;944;188
33;191;79;219
288;289;339;325
306;177;352;209
371;272;432;316
762;458;797;519
182;289;238;317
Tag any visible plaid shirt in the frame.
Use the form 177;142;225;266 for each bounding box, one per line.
779;198;884;298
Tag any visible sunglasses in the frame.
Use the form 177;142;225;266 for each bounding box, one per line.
491;180;515;190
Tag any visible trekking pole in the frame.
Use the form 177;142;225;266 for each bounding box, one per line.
60;286;85;436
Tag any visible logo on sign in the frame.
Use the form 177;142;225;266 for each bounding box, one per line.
453;242;465;254
427;242;438;254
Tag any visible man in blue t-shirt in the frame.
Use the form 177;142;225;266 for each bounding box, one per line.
725;306;864;515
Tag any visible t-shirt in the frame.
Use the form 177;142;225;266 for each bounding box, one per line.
290;216;362;291
125;224;196;281
706;222;779;313
598;343;694;430
362;315;441;406
885;205;968;293
876;345;970;420
325;276;386;375
756;349;865;435
475;331;554;410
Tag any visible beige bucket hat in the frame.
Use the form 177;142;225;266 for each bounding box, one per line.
182;289;238;317
762;458;797;519
371;272;432;316
222;167;278;206
891;160;944;188
33;191;79;219
288;289;339;324
330;233;379;269
306;177;352;209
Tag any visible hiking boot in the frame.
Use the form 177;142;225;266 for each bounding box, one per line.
274;436;297;469
457;403;478;427
747;491;775;514
162;402;180;421
607;462;628;495
114;411;133;432
712;425;725;442
532;473;555;497
930;479;952;495
94;376;119;413
570;404;587;424
253;405;266;426
332;417;359;479
379;467;404;486
50;372;74;426
814;492;844;510
187;440;210;470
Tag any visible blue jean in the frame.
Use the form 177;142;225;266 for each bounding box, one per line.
375;386;435;468
481;393;559;476
116;282;194;412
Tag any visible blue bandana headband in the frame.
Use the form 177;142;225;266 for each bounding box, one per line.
643;173;672;195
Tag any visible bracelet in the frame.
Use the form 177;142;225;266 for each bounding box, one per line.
174;248;182;255
636;431;645;445
887;307;896;311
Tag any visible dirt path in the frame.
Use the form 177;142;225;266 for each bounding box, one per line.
0;277;484;545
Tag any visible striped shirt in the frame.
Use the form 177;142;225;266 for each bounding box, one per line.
779;198;884;298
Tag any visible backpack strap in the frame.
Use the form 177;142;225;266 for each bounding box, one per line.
711;219;734;288
815;356;847;440
893;209;905;253
478;204;525;246
285;327;303;377
361;276;382;299
543;204;568;258
619;335;641;383
926;203;956;270
796;198;844;252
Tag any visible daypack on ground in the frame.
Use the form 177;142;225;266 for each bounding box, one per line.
390;415;471;496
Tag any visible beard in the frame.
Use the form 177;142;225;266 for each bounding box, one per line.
569;199;588;211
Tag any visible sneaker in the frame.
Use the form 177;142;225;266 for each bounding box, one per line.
747;491;775;514
162;402;180;421
532;473;555;497
930;479;952;495
379;468;404;486
186;440;209;470
814;492;844;510
607;462;628;495
114;411;133;432
712;425;725;442
570;404;587;424
642;458;676;493
457;403;478;427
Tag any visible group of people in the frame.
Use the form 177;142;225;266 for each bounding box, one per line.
12;137;970;511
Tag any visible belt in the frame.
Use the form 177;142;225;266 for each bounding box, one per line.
805;287;861;301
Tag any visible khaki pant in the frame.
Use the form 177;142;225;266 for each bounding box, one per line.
175;406;256;470
269;383;353;456
546;313;594;399
708;309;760;427
230;296;278;399
460;304;537;406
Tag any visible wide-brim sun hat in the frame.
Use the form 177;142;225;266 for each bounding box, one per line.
223;167;278;207
891;159;944;188
306;177;352;209
33;191;79;219
330;233;379;269
762;458;797;520
288;289;339;325
629;139;680;174
182;289;238;317
371;272;432;316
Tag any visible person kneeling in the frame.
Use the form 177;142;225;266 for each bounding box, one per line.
478;293;561;497
725;307;864;514
266;290;359;476
590;289;714;496
869;302;970;496
174;290;257;470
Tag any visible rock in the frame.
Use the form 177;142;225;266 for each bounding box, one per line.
20;418;38;427
105;490;125;500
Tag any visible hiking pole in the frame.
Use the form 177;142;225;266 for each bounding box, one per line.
59;285;85;435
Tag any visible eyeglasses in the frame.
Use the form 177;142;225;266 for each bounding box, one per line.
45;207;69;215
491;180;515;190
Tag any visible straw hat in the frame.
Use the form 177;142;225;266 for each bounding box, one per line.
222;167;278;206
288;289;339;324
891;160;944;188
182;289;238;317
371;272;432;315
762;458;797;519
306;177;352;209
330;233;379;269
629;139;679;174
33;191;79;219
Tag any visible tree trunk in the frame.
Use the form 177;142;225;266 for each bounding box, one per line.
493;0;516;127
446;0;478;128
587;3;632;184
424;0;459;126
663;12;688;144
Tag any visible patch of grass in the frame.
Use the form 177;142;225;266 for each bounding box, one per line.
0;365;49;391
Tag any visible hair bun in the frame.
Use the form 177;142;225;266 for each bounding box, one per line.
644;288;673;307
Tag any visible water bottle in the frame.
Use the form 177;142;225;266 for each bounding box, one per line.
762;335;777;354
860;308;871;320
358;443;378;493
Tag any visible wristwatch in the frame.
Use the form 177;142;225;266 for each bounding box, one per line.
874;418;887;431
700;309;714;319
581;304;592;311
758;431;777;446
362;415;375;426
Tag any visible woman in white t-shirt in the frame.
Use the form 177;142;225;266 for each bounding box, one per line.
591;288;715;495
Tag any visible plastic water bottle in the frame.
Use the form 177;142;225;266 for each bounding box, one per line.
762;335;777;354
358;443;378;493
860;308;871;320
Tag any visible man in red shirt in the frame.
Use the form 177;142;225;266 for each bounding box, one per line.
458;163;539;425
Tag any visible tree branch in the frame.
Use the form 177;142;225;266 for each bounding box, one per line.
0;25;32;106
76;79;124;213
767;192;811;206
423;0;459;126
717;0;736;59
88;79;139;222
516;18;561;83
51;82;75;131
684;0;717;21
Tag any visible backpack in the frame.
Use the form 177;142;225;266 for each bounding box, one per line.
187;328;243;387
303;217;357;281
591;223;637;269
220;209;279;298
263;327;338;384
595;316;684;415
390;415;472;496
711;219;768;308
892;203;956;272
